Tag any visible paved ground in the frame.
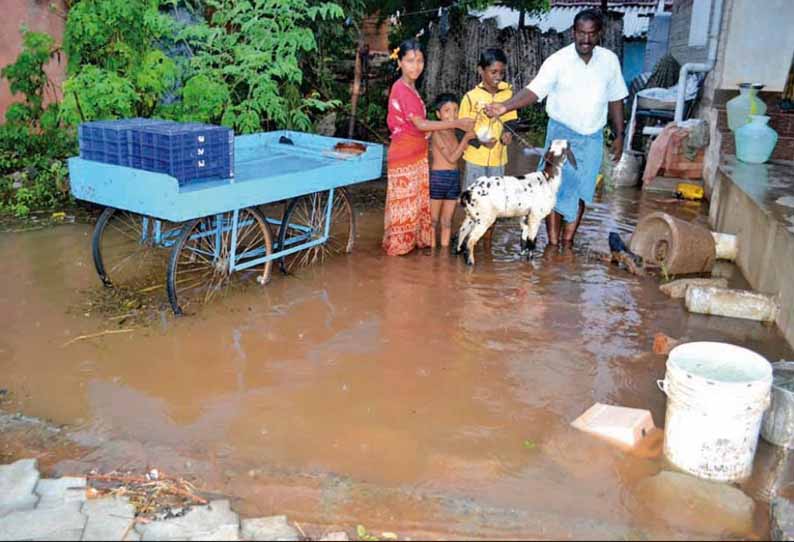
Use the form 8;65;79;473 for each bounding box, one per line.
0;458;348;541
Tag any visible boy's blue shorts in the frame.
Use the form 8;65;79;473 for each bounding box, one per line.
430;170;461;200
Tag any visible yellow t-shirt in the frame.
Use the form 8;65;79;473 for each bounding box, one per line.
459;82;518;167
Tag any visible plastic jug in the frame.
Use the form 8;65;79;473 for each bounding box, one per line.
726;83;767;131
735;115;778;164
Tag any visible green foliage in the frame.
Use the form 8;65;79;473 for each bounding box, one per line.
177;0;344;133
0;124;75;217
61;0;177;122
1;27;75;216
517;104;548;147
1;28;59;127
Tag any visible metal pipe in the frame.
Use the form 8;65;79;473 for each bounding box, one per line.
674;0;725;125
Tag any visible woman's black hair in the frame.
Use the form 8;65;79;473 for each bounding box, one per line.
398;39;423;60
432;93;458;111
478;48;508;68
573;8;603;32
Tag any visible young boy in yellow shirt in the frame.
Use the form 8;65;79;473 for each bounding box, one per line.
459;48;517;249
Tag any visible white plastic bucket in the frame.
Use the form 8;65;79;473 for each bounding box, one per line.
658;342;772;482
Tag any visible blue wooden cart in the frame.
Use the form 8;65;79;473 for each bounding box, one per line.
68;130;384;315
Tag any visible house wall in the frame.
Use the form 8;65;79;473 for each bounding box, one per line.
673;0;794;192
668;0;710;65
0;0;67;122
717;0;794;92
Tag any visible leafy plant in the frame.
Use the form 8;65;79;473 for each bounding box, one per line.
177;0;344;133
1;28;59;125
60;0;177;123
1;27;75;215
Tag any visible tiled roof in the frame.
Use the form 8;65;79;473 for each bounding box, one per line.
477;1;672;38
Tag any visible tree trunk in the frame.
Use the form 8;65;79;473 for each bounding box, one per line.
348;38;364;139
518;9;526;30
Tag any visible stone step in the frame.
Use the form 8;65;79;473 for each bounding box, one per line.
0;459;40;517
134;499;240;541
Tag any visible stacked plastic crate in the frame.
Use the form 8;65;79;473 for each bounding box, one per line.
78;119;234;185
78;118;168;166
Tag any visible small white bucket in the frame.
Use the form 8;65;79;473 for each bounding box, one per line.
658;342;772;482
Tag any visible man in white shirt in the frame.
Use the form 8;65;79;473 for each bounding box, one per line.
486;9;628;248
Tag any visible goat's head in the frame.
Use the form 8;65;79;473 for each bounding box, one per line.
542;139;577;178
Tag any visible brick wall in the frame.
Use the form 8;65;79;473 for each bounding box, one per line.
0;0;67;122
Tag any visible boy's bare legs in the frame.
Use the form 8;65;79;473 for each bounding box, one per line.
561;200;586;247
440;200;457;247
430;199;442;249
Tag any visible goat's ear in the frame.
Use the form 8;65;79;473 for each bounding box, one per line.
565;147;578;170
543;148;555;165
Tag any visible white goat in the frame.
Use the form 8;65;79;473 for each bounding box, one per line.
455;139;577;265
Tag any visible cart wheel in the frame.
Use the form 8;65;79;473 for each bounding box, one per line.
278;188;355;274
166;207;273;315
92;207;180;288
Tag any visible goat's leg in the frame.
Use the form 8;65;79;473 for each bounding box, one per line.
455;215;474;255
464;219;494;266
522;211;545;258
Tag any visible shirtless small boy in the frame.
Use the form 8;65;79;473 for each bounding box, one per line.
429;93;475;249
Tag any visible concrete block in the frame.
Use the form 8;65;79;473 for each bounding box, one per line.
0;501;86;541
0;459;40;517
135;500;239;541
35;477;87;508
240;516;299;541
81;497;135;541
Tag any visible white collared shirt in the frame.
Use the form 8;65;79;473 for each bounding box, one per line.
527;44;628;136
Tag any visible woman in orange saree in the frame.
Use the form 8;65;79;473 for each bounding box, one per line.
383;40;473;256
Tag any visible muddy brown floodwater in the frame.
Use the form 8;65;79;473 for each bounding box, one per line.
1;179;793;540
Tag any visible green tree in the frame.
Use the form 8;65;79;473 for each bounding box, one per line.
60;0;178;123
176;0;344;133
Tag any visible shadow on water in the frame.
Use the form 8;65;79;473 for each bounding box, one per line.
0;184;791;539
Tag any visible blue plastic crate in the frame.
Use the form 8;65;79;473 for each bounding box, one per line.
79;118;174;166
129;122;234;183
78;119;235;183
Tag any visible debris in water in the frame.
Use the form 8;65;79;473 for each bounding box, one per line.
653;333;681;355
86;469;208;519
659;277;728;299
572;403;656;449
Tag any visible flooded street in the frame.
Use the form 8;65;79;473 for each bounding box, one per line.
1;182;793;540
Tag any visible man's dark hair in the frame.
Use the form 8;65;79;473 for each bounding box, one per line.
573;8;603;31
478;48;508;68
432;92;458;111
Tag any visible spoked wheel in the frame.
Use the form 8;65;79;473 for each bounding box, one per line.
92;207;181;288
166;207;273;315
277;188;355;274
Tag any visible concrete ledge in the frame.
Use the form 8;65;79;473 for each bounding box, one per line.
711;155;794;348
